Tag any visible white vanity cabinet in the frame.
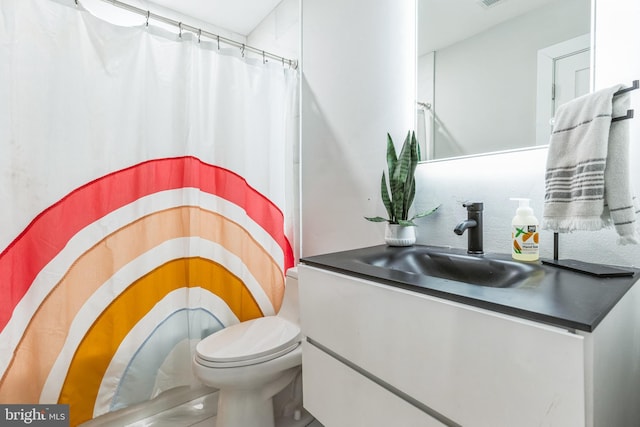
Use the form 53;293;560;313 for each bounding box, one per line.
298;265;640;427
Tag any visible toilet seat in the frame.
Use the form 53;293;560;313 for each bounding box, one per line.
195;316;301;368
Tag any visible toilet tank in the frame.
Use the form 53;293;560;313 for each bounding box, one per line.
277;267;299;324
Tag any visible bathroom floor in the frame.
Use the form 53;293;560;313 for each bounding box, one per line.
82;388;323;427
125;394;320;427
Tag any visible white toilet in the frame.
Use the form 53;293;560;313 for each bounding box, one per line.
192;268;302;427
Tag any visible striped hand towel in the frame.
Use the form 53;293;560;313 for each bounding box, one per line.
543;84;639;244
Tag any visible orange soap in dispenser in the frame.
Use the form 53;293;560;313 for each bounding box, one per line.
511;198;539;261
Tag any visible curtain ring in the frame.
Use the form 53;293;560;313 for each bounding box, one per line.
198;29;201;43
145;10;150;27
217;35;220;50
178;22;182;39
262;50;266;64
240;44;245;57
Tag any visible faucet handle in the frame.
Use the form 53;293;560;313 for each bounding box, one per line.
463;201;484;211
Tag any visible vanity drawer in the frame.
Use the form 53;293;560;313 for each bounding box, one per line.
299;265;586;426
302;341;445;427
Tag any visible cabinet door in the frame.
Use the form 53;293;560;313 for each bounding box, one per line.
299;266;586;427
303;342;446;427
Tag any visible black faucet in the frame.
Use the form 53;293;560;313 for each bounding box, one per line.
454;202;484;254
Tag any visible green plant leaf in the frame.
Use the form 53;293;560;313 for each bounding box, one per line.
386;133;398;181
410;131;419;165
392;181;404;223
364;216;389;223
393;132;412;186
380;172;393;220
410;204;441;220
403;133;419;218
403;176;415;220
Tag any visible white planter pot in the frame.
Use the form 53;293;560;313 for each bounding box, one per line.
384;224;416;246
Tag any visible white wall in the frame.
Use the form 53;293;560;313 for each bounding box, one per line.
247;0;300;61
593;0;640;190
300;0;416;257
414;0;640;268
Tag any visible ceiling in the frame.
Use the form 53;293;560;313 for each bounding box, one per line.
145;0;283;36
145;0;561;55
90;0;561;53
418;0;560;55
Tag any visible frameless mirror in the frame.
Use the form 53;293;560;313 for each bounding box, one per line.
417;0;591;161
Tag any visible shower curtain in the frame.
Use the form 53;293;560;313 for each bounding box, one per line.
0;0;298;425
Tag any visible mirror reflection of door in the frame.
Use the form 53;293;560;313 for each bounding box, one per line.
553;49;591;113
535;34;591;146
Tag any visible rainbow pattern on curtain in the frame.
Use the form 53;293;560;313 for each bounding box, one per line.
0;156;294;424
0;0;298;425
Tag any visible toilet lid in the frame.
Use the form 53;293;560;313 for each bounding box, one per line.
196;316;301;367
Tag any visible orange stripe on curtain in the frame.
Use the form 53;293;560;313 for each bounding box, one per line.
0;206;282;405
59;257;260;426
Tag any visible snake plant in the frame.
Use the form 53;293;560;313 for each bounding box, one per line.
365;131;439;226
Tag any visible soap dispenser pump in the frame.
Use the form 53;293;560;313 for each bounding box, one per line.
511;198;539;261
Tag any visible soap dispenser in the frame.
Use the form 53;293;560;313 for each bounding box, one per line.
511;198;539;261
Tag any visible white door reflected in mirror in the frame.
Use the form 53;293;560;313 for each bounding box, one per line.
535;33;591;146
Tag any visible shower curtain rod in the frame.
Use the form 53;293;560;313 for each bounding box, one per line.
87;0;298;69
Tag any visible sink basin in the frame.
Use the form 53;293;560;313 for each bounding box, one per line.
359;246;541;288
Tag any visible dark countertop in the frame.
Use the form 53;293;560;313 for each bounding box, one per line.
300;245;640;332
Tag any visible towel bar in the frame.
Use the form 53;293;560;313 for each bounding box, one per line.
612;109;634;122
549;80;638;126
613;80;639;96
550;109;634;126
611;80;638;121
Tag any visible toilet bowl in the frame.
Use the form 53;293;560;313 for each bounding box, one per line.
192;268;302;427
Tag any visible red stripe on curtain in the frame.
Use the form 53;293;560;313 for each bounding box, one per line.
0;156;293;332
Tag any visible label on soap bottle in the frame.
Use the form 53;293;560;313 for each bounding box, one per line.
512;225;539;257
